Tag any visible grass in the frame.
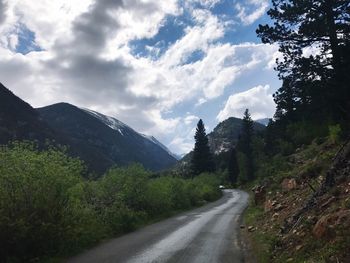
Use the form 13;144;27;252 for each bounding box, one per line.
243;198;276;263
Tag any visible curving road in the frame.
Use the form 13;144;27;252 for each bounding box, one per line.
67;189;249;263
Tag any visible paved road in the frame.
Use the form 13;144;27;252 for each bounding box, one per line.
67;189;249;263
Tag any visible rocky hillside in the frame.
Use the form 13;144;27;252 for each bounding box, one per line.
38;103;177;173
244;138;350;263
208;117;265;154
175;117;265;176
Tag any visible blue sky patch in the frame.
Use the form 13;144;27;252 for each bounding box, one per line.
15;24;42;55
129;14;192;59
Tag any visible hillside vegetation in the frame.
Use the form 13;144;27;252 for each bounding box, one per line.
244;136;350;262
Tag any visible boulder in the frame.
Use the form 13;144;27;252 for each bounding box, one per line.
252;185;266;205
272;212;279;219
281;178;297;191
248;226;255;232
264;199;274;212
313;210;350;239
274;203;286;212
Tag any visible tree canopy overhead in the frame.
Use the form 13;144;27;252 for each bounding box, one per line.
257;0;350;122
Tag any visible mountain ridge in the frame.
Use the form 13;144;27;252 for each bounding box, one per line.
37;102;177;173
0;82;59;145
0;83;177;174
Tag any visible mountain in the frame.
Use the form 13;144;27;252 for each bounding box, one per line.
208;117;266;154
176;117;266;174
37;103;177;173
255;118;270;126
0;83;177;174
0;83;58;145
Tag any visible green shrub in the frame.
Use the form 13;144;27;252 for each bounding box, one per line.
146;177;173;216
169;178;191;210
192;173;221;202
0;142;99;261
328;124;342;144
0;142;223;261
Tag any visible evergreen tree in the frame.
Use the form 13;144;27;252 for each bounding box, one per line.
238;109;254;181
191;119;215;176
227;147;239;185
257;0;350;122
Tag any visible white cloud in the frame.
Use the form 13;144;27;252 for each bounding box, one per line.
0;0;279;154
195;98;207;106
217;85;276;121
184;115;200;125
169;136;194;155
235;0;269;26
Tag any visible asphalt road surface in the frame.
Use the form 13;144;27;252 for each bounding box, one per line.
67;189;249;263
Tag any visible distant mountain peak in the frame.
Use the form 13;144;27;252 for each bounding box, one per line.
208;116;266;155
81;107;179;160
255;118;270;126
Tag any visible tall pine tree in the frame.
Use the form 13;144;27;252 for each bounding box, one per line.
238;109;255;181
191;119;215;176
227;147;239;185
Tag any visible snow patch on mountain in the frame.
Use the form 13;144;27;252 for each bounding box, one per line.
82;108;128;136
82;107;179;159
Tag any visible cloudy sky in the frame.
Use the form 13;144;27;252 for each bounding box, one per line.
0;0;281;154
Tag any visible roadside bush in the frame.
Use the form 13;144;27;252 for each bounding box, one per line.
192;173;221;202
146;177;173;216
103;164;149;211
168;178;191;210
0;142;100;261
0;142;223;262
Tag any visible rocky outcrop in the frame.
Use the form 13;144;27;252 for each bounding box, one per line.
252;185;266;205
281;178;297;191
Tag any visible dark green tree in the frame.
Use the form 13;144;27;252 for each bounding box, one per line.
191;119;215;176
227;147;239;185
238;109;255;181
257;0;350;121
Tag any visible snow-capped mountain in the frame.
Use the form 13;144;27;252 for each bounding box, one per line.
82;108;180;160
37;103;178;173
82;108;128;136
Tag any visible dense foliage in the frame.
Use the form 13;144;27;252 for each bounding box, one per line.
257;0;350;123
0;142;221;262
